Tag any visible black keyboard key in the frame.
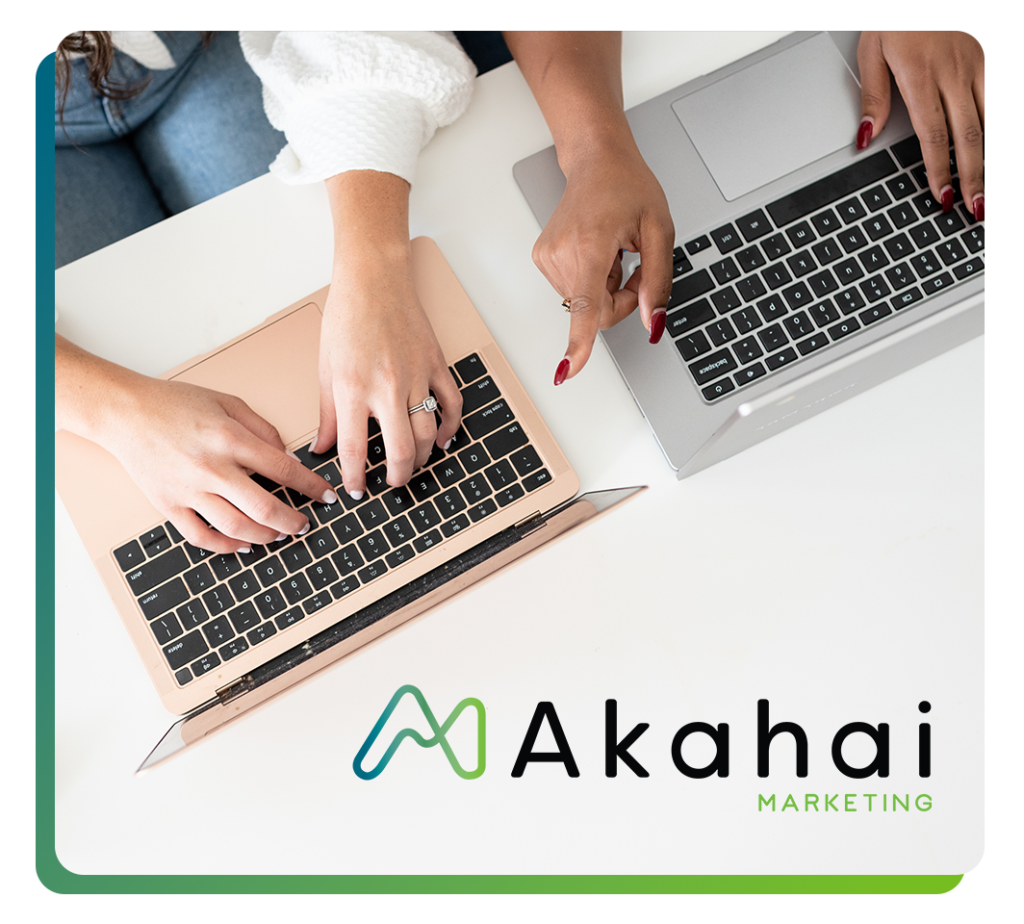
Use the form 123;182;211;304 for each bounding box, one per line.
313;461;344;492
227;570;261;602
756;294;788;323
837;227;869;253
672;248;693;278
732;337;763;364
702;378;736;401
935;211;966;237
219;637;249;662
385;544;416;568
668;300;716;342
247;622;277;646
305;526;340;559
886;173;916;200
377;487;412;519
936;239;968;267
757;324;789;353
409;471;441;503
413;529;444;553
331;544;365;576
884;262;916;291
174;668;193;686
890;136;924;168
253;555;285;588
307;559;339;590
688;349;738;386
863;214;894;241
859;304;893;325
952;257;984;280
883;233;914;261
484;459;517;491
182;542;214;565
908;222;941;249
796;332;830;356
767;151;897;226
709;257;740;286
862;185;893;211
280;542;314;573
710;223;742;253
732;307;762;334
327;514;364;549
783;311;814;340
435;489;468;519
137;578;189;621
892;287;925;310
921;271;955;295
709;287;741;315
736;275;768;303
381;515;416;547
149;613;183;645
811;238;843;265
761;263;792;290
781;281;812;310
464;400;516;440
734;363;766;386
125;547;189;597
409;501;442;533
364;467;391;496
441;515;471;538
786;250;817;278
736;209;772;241
140;526;171;557
459;476;493;505
311;499;346;526
760;234;791;261
114;540;145;572
859;245;890;273
494;485;526;508
364;434;387;469
834;287;867;316
516;464;550;492
828;317;861;340
202;616;235;647
208;553;241;581
887;201;918;229
810;209;842;236
675;331;712;361
331;577;360;600
860;275;892;303
483;423;529;460
454;353;485;384
229;600;262;632
467;498;499;521
163;630;209;671
836;197;867;224
281;573;314;604
356;530;389;562
765;347;798;371
457;445;490;475
254;587;287;619
236;546;267;568
291;442;335;471
833;257;864;286
183;562;215;596
685;235;712;255
275;608;304;630
667;269;715;308
354;500;388;531
961;227;984;254
736;245;766;274
190;653;220;676
913;190;942;216
201;586;233;617
435;458;467;488
808;299;840;327
786;221;816;248
357;560;388;584
177;599;209;630
706;319;738;347
460;376;502;414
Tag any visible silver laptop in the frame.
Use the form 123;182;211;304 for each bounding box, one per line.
513;31;984;478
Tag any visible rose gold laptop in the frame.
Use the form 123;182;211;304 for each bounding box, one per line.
55;238;640;770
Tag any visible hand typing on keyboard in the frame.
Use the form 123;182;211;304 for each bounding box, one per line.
313;171;463;499
55;336;337;554
857;32;984;221
504;32;676;384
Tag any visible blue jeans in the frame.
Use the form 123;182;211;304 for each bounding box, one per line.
54;31;512;269
54;32;286;268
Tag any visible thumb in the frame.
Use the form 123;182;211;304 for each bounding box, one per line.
856;32;893;150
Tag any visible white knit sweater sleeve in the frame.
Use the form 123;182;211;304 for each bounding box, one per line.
239;31;476;186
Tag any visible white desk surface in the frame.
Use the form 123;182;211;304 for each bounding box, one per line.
53;33;983;877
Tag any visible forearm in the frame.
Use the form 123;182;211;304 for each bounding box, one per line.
324;170;412;281
503;31;635;174
55;334;144;443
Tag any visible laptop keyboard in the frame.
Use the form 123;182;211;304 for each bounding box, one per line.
665;136;985;401
112;353;553;688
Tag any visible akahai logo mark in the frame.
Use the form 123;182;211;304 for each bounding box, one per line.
353;685;486;780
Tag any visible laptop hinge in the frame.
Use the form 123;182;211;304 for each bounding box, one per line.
216;674;256;705
514;511;546;537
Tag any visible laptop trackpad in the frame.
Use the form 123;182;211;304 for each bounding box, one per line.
671;33;862;201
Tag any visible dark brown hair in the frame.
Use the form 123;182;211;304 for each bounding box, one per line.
55;32;214;123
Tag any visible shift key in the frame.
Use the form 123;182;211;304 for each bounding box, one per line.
125;546;189;597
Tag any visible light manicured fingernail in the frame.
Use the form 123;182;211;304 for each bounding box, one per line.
348;489;364;501
237;546;251;554
298;520;311;536
275;532;289;542
322;489;339;504
443;439;452;450
286;450;301;461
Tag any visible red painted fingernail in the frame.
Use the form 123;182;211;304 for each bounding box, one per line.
940;186;954;213
973;195;985;222
649;309;667;345
554;357;570;386
856;119;873;151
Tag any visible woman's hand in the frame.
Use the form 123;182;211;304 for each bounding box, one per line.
56;335;336;553
504;31;674;384
857;32;984;219
311;170;462;499
533;136;675;385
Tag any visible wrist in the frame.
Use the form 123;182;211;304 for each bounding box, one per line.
555;116;640;178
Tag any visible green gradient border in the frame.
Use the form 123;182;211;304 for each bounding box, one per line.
36;49;963;896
